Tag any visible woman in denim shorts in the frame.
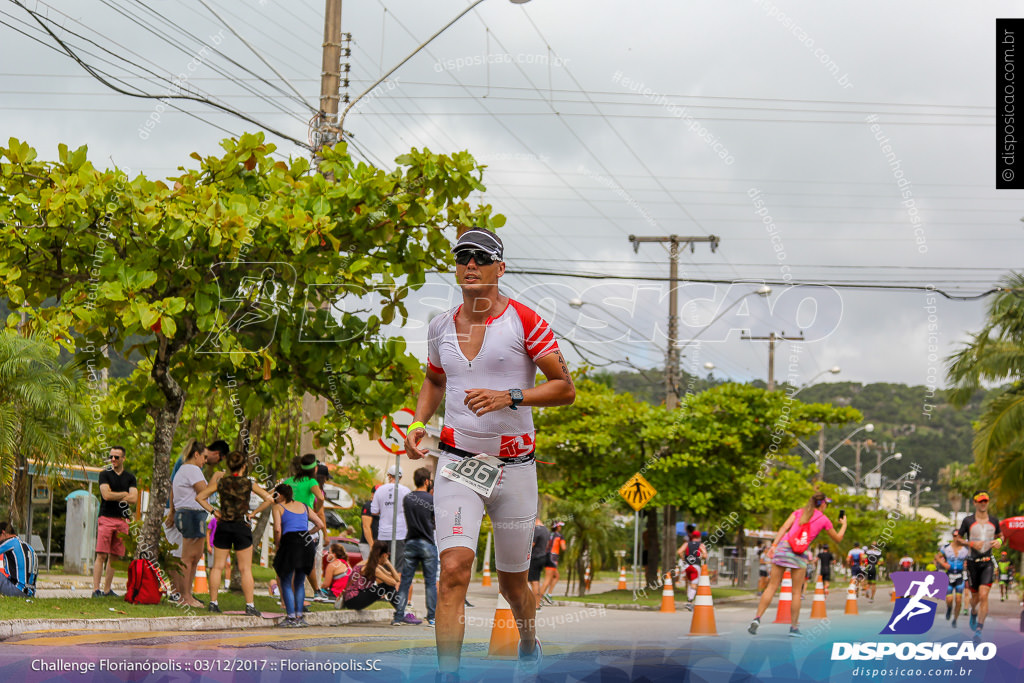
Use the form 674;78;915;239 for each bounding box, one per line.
170;439;208;607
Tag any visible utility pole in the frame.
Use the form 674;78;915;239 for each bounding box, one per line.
740;331;804;391
629;233;720;579
316;0;344;155
846;438;873;497
302;0;346;458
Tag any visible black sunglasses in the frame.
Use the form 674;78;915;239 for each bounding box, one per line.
454;249;499;266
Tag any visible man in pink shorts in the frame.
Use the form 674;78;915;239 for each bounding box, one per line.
92;446;138;598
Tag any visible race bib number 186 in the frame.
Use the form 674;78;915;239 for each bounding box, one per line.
440;456;501;497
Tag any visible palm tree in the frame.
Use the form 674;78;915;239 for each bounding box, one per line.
947;272;1024;506
0;330;87;528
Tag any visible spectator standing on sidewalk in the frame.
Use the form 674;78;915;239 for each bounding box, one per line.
196;450;274;616
359;485;381;559
167;439;208;608
282;454;326;598
273;483;326;627
395;467;439;626
372;465;420;624
0;522;36;597
92;446;137;598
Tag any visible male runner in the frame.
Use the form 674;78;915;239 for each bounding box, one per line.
847;542;865;596
936;533;969;627
816;545;833;596
864;545;882;601
997;551;1012;601
529;519;550;611
404;228;575;681
957;490;1002;642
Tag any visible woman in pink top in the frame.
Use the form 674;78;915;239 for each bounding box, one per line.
748;492;847;637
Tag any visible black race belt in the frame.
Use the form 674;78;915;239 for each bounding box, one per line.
438;442;535;466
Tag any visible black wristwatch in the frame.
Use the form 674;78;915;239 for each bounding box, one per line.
509;388;524;410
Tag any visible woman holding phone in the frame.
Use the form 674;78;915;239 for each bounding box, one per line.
748;492;847;637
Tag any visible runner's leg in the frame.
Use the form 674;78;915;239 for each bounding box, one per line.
499;568;537;654
754;564;785;619
437;547;474;673
977;583;992;626
790;567;807;628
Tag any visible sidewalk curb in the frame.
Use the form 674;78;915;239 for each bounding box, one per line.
0;608;392;640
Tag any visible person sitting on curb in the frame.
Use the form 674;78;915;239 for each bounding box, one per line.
319;542;353;606
341;541;401;612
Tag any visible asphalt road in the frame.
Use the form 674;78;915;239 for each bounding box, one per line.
1;582;1021;682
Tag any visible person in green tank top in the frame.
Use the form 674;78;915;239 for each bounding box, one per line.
282;453;326;597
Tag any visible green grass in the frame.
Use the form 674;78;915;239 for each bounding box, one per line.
0;589;391;621
557;587;753;608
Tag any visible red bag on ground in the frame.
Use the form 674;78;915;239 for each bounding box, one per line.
125;558;164;605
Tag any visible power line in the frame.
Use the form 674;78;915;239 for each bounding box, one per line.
11;0;312;150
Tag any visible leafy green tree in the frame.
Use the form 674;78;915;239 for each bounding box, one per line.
947;272;1024;504
536;379;861;585
0;134;502;558
0;330;87;528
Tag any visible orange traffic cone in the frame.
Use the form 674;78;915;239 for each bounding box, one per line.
772;570;793;623
0;552;6;578
487;593;520;658
583;565;591;593
482;558;492;587
844;581;859;615
617;566;628;590
688;564;718;635
810;576;828;619
660;572;676;613
193;554;209;595
891;587;897;602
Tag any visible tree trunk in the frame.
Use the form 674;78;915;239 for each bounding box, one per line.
736;524;747;587
644;510;660;588
10;450;28;531
575;540;588;597
136;354;185;563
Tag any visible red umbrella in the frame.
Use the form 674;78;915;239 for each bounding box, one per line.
999;516;1024;552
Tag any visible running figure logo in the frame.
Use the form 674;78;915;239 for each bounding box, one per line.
883;571;949;635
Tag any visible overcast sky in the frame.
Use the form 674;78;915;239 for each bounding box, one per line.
2;0;1020;394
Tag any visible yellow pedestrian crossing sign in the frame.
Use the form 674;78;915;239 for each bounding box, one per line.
619;473;656;511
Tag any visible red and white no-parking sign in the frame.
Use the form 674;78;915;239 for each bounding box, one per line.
377;407;415;455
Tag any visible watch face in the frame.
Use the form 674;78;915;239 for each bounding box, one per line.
510;389;523;402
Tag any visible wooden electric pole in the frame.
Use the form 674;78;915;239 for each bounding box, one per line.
740;331;804;391
628;234;720;579
301;0;345;458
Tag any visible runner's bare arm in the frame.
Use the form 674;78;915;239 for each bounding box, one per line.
463;350;576;416
405;367;446;459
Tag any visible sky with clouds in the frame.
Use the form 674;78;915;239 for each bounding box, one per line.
2;0;1020;393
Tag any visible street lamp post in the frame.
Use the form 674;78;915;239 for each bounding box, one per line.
798;423;874;483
